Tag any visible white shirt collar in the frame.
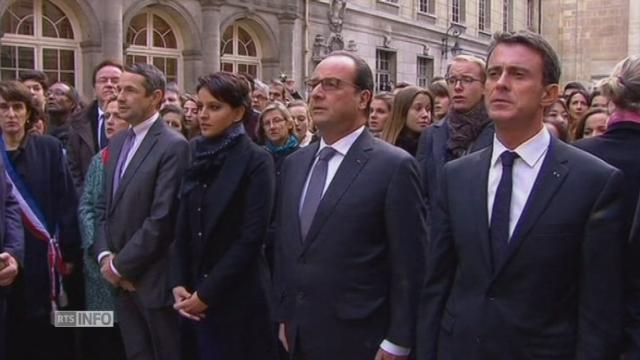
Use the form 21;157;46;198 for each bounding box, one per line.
317;126;365;157
130;112;159;136
491;126;550;168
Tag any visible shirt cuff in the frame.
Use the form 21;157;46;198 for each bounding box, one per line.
97;251;111;264
109;258;122;278
380;340;411;356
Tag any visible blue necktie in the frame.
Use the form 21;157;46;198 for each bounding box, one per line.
490;151;519;272
99;114;109;149
112;128;136;197
299;147;336;240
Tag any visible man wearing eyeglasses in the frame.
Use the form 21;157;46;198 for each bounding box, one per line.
67;59;123;195
272;51;426;360
416;54;494;232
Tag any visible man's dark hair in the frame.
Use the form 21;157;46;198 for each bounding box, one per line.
487;31;561;86
18;70;49;91
124;63;166;97
49;81;84;111
92;59;123;86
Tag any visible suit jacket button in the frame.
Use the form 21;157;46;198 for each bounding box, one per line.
197;207;201;212
198;232;202;237
476;336;482;344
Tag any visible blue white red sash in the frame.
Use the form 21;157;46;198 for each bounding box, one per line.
0;136;66;311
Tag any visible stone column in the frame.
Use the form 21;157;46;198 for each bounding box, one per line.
278;12;297;80
182;49;202;93
100;0;123;60
201;3;222;73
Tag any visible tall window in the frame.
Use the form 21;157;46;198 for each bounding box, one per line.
376;49;395;92
417;57;433;88
503;0;512;32
0;0;78;85
419;0;435;13
125;11;181;83
527;0;536;30
479;0;491;32
220;23;261;78
452;0;466;23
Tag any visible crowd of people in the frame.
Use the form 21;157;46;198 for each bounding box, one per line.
0;29;640;360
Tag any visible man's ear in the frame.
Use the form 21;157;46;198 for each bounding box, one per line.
152;89;164;108
358;89;372;110
541;83;560;107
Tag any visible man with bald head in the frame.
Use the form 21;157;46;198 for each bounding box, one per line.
273;51;426;359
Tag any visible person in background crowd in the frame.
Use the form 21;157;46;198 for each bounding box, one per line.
544;98;570;128
573;108;608;140
252;80;270;112
93;63;188;360
162;81;182;109
0;80;80;360
393;81;412;95
67;59;123;195
590;89;610;111
544;117;569;141
182;93;200;139
429;81;452;122
46;82;83;147
565;89;589;138
416;54;494;224
574;55;640;358
77;96;127;360
259;102;299;174
284;78;304;100
418;29;625;360
287;100;315;147
269;80;289;104
161;104;188;137
368;92;393;138
562;80;587;99
17;70;48;135
273;50;426;360
382;86;434;156
170;72;277;360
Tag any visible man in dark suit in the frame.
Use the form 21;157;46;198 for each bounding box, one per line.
418;31;625;360
273;51;426;359
416;55;494;223
67;59;123;194
0;160;24;360
93;63;189;360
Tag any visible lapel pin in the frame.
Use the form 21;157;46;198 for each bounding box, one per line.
552;171;560;178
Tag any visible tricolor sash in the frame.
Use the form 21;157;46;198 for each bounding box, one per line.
0;136;66;311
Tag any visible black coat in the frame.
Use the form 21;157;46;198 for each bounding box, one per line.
170;135;277;359
67;101;99;195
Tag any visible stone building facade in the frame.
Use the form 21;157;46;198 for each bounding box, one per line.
541;0;640;86
0;0;538;99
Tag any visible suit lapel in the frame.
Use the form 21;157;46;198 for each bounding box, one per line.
111;119;163;210
492;137;569;278
301;131;371;253
201;137;251;240
471;147;493;272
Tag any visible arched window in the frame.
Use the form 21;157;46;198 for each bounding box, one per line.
125;11;181;83
0;0;79;86
220;23;261;78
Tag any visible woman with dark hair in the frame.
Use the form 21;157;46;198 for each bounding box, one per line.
573;108;608;141
381;86;434;156
170;72;277;360
544;99;570;141
566;89;589;137
589;89;610;111
0;80;80;359
259;102;299;175
160;104;188;138
429;81;451;121
181;93;200;139
368;92;393;137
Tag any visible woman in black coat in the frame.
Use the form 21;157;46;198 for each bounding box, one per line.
170;72;277;360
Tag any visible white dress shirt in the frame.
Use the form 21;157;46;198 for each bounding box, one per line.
298;125;410;356
98;112;160;275
97;107;105;148
487;126;550;238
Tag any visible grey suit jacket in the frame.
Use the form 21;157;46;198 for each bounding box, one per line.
93;117;189;308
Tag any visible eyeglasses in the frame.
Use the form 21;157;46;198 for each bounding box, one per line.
0;101;26;114
304;77;358;93
445;76;482;86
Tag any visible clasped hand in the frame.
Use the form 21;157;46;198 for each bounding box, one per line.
172;286;207;321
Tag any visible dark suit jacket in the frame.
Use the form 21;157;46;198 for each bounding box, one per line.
416;117;494;226
0;156;24;274
583;122;640;358
170;135;276;358
273;130;427;359
67;100;99;195
94;118;189;308
418;137;625;360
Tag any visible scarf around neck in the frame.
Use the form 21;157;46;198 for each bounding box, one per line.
265;134;299;155
446;103;491;160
